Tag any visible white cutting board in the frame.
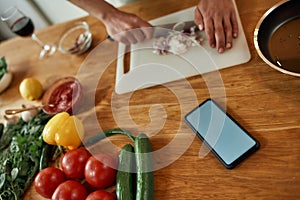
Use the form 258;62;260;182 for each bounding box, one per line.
115;2;251;94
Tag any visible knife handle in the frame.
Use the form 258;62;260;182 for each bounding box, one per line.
106;34;115;41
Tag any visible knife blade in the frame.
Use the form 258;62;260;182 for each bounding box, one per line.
154;20;196;30
153;20;198;37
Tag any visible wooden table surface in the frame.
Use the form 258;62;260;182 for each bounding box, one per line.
0;0;299;199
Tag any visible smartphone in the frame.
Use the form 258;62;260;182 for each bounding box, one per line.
184;99;259;169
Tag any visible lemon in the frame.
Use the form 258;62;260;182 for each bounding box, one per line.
19;78;43;100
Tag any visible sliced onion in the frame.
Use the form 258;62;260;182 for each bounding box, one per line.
153;23;203;56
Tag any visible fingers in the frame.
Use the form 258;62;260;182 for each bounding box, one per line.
200;14;237;53
107;26;153;45
109;28;151;45
103;11;153;45
231;12;239;38
213;15;226;53
223;16;233;50
194;8;204;31
131;29;145;43
202;14;224;51
204;19;216;49
141;26;154;40
194;0;239;53
195;7;217;49
110;32;134;45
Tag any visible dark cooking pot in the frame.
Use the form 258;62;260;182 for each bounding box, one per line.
254;0;300;77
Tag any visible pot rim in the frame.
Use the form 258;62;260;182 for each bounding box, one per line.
253;0;300;77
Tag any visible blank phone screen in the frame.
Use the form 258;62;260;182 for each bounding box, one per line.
185;99;258;167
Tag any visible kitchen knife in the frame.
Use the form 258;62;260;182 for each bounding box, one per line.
106;20;197;41
153;20;198;37
154;20;196;31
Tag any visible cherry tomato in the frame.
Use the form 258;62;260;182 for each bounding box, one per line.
52;180;87;200
34;167;66;198
86;190;116;200
61;147;91;179
84;154;117;188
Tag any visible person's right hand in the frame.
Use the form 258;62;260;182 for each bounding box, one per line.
102;10;153;45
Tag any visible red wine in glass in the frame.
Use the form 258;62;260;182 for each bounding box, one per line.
1;6;56;59
10;16;34;37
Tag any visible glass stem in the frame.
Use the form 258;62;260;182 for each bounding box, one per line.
31;33;45;48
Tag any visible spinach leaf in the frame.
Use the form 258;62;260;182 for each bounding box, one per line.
0;111;56;200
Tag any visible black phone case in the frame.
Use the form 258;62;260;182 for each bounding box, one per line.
184;98;260;169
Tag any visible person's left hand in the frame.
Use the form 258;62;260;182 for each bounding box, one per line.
194;0;239;53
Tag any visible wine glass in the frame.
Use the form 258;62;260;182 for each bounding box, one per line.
1;6;56;59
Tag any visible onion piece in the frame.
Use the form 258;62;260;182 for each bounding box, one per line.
152;23;203;56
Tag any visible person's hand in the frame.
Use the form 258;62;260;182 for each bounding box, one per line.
102;9;153;45
68;0;153;45
194;0;239;53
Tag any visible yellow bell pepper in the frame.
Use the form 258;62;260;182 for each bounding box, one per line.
42;112;84;150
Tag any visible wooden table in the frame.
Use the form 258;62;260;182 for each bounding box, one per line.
1;0;299;199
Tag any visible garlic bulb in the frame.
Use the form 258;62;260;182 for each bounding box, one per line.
21;106;39;122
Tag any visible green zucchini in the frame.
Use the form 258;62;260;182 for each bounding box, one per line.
116;143;135;200
135;133;154;200
85;128;135;146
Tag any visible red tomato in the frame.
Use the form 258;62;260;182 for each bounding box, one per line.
86;190;116;200
84;154;117;188
34;167;66;198
52;180;87;200
61;147;91;179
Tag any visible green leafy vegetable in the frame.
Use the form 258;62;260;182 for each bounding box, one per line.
0;57;8;80
0;111;57;200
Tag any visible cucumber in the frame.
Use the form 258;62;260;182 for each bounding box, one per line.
135;133;154;200
116;143;135;200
